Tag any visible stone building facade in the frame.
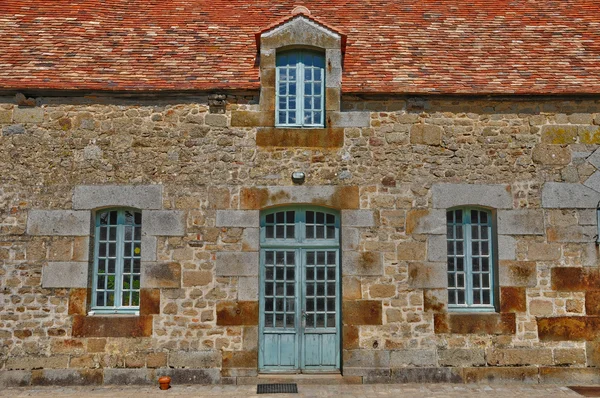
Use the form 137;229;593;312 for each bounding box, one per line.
2;0;600;388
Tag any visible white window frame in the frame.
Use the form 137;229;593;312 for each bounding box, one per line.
275;50;325;128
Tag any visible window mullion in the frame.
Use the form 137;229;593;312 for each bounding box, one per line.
298;52;304;127
92;218;100;308
464;209;473;307
115;210;124;309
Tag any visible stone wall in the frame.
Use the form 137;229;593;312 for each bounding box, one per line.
1;94;600;386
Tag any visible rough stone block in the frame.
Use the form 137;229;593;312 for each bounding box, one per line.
141;235;157;261
397;241;426;261
542;182;600;208
68;288;87;315
216;210;259;227
532;144;571;165
0;109;12;123
434;313;516;335
500;287;527;313
497;209;544;235
222;350;258;369
410;124;443;146
499;261;537;287
328;111;370;127
230;111;273;127
2;124;25;135
343;325;359;350
406;209;446;235
554;348;586;365
242;227;259;252
432;183;512;209
256;127;344;148
580;125;600;144
139;288;160;315
216;301;259;326
584;171;600;192
6;355;69;370
0;370;31;387
142;210;185;236
169;350;222;368
342;301;382;325
538;316;600;341
552;267;600;291
539;367;600;385
526;242;561;261
341;210;375;227
427;235;446;262
344;350;390;368
497;235;516;260
72;315;153;338
588;147;600;169
72;185;162;210
587;342;600;367
141;262;181;288
27;210;90;236
31;369;103;386
486;348;553;366
438;348;485;367
205;114;228;127
423;289;447;313
547;225;596;242
240;186;359;210
389;350;436;367
215;252;258;276
541;125;578;144
341;227;360;251
586;291;600;315
42;262;88;288
13;107;44;123
407;262;446;289
238;276;259;301
342;251;383;276
390;367;463;383
103;368;154;385
463;367;538;384
157;368;221;384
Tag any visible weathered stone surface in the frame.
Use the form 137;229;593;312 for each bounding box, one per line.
546;225;596;242
541;125;578;144
406;209;446;235
341;227;360;251
216;301;258;326
261;16;342;50
538;316;600;341
554;348;586;365
241;186;359;210
13;107;43;123
215;210;259;227
157;368;221;384
526;242;561;261
541;182;600;208
222;350;257;369
42;262;88;288
169;351;222;368
552;267;600;291
583;171;600;192
438;349;485;367
579;125;600;144
72;185;163;210
328;111;370;127
389;350;436;367
0;370;31;387
6;356;69;370
139;288;160;315
434;313;516;335
27;210;90;236
390;368;463;383
427;235;446;262
432;184;512;209
141;262;181;288
486;348;553;366
215;252;258;276
423;289;447;313
342;251;383;276
499;261;537;287
341;210;375;227
410;124;443;146
68;288;87;315
238;276;258;301
182;270;213;287
142;210;185;236
407;262;446;289
256;127;344;148
587;342;600;367
72;315;153;338
532;144;571;165
588;147;600;169
2;124;25;135
500;287;527;313
31;369;103;386
343;301;382;325
141;235;157;261
397;241;426;261
497;209;544;235
586;291;600;315
497;235;516;260
343;325;359;349
463;367;539;384
344;350;390;368
539;367;600;385
104;368;154;385
230;111;273;127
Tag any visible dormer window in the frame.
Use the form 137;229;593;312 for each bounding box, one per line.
276;50;325;127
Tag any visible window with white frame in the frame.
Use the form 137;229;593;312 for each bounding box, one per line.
276;50;325;127
92;208;141;314
446;208;496;311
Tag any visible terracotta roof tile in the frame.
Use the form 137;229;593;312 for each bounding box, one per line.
1;0;600;94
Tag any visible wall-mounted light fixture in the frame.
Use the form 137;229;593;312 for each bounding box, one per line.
291;171;306;185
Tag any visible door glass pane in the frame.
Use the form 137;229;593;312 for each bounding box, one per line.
263;250;295;330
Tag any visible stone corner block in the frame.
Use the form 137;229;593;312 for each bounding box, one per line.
432;184;512;209
142;210;186;236
342;251;383;276
73;185;163;210
342;210;376;227
27;210;90;236
497;235;517;261
427;235;446;262
216;210;259;228
216;252;258;277
42;262;88;288
541;182;600;209
329;111;370;128
497;209;544;235
141;262;181;288
238;276;259;301
141;235;157;262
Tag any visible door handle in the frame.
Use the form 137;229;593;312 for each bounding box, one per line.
302;310;306;328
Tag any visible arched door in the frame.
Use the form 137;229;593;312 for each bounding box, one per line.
259;206;340;373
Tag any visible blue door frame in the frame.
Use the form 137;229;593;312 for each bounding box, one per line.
258;206;341;373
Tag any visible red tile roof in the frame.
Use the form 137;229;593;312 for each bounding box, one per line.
1;1;600;95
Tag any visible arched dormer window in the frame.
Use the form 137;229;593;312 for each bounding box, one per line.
276;50;325;128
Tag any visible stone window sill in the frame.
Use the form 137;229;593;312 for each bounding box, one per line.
256;127;344;148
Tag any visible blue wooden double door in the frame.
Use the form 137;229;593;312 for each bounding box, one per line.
259;207;340;373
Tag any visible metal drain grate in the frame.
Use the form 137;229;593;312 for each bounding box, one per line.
257;383;298;394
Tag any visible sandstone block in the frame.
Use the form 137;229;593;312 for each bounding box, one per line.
529;299;554;316
390;367;463;383
540;125;578;144
216;301;258;326
157;368;221;384
434;313;516;335
532;144;571;165
343;301;382;325
579;125;600;144
499;261;537;287
587;147;600;169
216;210;259;227
410;124;443;146
537;316;600;341
27;210;91;236
497;209;544;235
72;315;153;338
407;262;446;289
204;114;228;127
0;370;30;387
497;235;517;260
500;287;527;313
169;350;221;368
389;350;436;367
554;348;586;365
341;227;360;251
397;241;426;261
241;186;359;210
6;355;69;370
584;171;600;192
423;288;447;313
486;348;553;366
141;235;157;261
438;348;485;367
406;209;446;235
182;270;213;287
526;242;561;261
13;107;43;123
539;367;600;385
552;267;600;291
463;367;538;384
103;369;154;385
432;183;512;209
369;284;396;298
341;210;375;227
344;350;390;368
31;369;102;386
342;251;382;276
256;127;344;148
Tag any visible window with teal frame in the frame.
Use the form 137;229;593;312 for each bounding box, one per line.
276;50;325;127
446;208;497;312
91;208;141;314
